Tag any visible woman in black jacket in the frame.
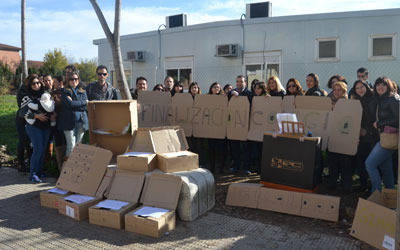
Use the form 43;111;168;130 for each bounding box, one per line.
305;73;326;96
351;80;377;192
267;76;286;97
365;77;399;194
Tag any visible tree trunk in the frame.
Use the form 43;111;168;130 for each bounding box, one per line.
89;0;131;100
21;0;28;82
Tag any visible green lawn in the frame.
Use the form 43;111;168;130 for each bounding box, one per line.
0;95;18;157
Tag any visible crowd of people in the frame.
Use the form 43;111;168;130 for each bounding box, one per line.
16;65;399;196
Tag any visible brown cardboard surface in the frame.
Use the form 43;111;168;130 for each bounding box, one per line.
192;94;227;139
58;196;102;221
248;96;281;142
138;91;171;127
117;153;157;172
40;191;71;209
350;198;396;250
56;144;112;196
381;189;397;209
282;96;296;113
157;151;198;173
140;173;182;210
95;168;116;198
150;127;188;153
106;171;145;202
171;93;193;137
328;99;362;156
125;206;176;238
300;193;340;222
87;100;138;156
127;128;157;153
89;203;137;229
227;96;250;141
295;109;330;150
295;96;332;111
225;183;263;208
257;187;303;216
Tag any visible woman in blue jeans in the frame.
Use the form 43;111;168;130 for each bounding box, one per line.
58;71;88;157
365;77;399;194
19;74;54;183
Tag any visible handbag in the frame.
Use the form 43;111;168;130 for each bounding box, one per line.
376;105;399;149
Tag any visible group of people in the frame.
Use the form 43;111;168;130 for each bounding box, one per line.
16;65;399;196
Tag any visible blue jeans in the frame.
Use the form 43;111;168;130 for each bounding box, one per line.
365;141;395;194
25;124;50;177
64;122;84;157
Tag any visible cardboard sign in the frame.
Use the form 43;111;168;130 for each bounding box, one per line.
56;144;112;197
300;193;340;222
170;93;194;137
328;99;362;156
192;94;227;139
225;183;263;208
248;96;282;142
295;96;332;111
257;187;303;216
227;96;250;141
282;95;295;113
350;198;396;250
295;109;330;150
138;91;171;127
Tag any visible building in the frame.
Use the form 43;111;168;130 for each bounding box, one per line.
93;6;400;92
0;43;21;73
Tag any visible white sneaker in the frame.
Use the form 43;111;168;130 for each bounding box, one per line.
30;174;42;183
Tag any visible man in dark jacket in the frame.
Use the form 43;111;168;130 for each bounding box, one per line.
85;65;118;101
130;76;148;100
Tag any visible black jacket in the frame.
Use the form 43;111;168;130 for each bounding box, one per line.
352;90;378;143
269;90;286;98
305;85;324;96
85;81;118;101
370;93;400;131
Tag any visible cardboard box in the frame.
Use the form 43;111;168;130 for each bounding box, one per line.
257;186;303;216
95;167;117;198
58;195;102;221
56;144;112;197
117;152;157;172
261;133;321;190
89;171;145;229
350;190;396;250
40;188;71;209
225;183;263;208
122;127;198;173
88;100;138;156
300;193;340;222
125;173;182;238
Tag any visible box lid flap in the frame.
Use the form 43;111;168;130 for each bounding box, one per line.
106;170;145;202
140;173;182;210
367;190;386;206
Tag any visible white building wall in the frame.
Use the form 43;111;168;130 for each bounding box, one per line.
94;9;400;92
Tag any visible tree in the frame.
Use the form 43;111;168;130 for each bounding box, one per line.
21;0;28;81
0;61;15;94
42;48;68;76
75;58;97;84
90;0;131;100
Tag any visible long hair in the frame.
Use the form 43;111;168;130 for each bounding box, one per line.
286;78;305;96
267;76;285;93
208;82;223;95
189;82;202;95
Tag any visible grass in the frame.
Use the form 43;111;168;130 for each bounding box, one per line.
0;95;18;157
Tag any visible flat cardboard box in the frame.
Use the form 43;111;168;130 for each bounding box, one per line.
125;173;182;238
89;171;145;229
157;151;198;173
56;144;112;197
300;193;340;222
58;195;102;221
40;189;71;209
350;190;396;250
225;183;263;208
257;187;303;216
88;100;138;156
117;153;157;172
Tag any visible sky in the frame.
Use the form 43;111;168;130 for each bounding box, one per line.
1;0;399;62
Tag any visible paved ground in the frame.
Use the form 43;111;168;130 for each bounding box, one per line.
0;166;365;250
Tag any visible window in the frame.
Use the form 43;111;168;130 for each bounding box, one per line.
109;62;132;88
315;38;339;62
165;56;193;90
244;51;281;90
369;34;396;60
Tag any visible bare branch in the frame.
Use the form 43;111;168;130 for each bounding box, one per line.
89;0;115;46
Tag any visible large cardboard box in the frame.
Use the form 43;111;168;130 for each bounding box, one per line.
350;190;397;250
300;193;340;222
87;100;138;156
157;151;198;173
125;173;182;238
58;194;102;221
117;152;157;172
261;133;322;190
40;188;71;209
89;171;145;229
257;186;303;216
225;183;263;208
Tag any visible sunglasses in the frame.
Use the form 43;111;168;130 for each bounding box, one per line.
97;73;107;76
155;88;164;91
31;81;40;85
288;84;296;88
69;78;79;81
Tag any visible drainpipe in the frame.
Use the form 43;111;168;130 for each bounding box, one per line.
240;14;246;76
157;24;166;84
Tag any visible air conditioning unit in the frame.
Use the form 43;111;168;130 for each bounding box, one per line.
127;51;145;62
166;14;187;29
216;44;238;57
246;2;272;19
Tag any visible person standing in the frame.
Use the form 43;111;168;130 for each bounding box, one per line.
305;73;326;96
130;76;148;100
164;76;174;92
85;65;118;101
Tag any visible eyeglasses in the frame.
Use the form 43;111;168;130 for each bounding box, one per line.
31;81;40;85
69;78;79;81
97;73;107;76
288;84;296;88
155;88;163;91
